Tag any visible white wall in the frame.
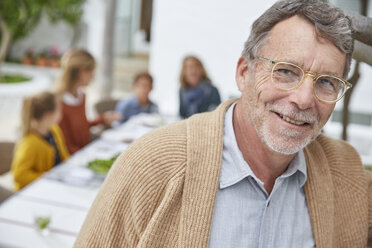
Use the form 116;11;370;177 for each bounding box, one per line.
82;0;106;60
149;0;276;115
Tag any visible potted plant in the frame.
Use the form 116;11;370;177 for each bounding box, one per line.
21;47;34;65
0;0;86;73
48;46;61;68
35;49;48;67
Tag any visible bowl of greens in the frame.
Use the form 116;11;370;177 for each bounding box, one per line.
87;154;119;175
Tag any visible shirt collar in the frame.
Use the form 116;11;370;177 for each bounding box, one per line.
62;88;84;106
220;102;307;189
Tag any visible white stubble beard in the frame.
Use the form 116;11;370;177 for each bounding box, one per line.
252;102;322;155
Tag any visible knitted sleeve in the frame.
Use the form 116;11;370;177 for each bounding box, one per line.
74;122;187;247
367;170;372;245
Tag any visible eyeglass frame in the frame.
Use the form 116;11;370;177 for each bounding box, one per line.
257;56;352;103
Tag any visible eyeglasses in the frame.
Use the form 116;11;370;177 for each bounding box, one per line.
257;57;352;103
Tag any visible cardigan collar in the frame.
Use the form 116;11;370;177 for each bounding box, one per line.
303;137;334;247
178;99;231;247
180;98;333;248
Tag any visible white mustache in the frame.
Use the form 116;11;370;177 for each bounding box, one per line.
268;104;319;124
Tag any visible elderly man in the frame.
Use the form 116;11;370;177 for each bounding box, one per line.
75;0;372;247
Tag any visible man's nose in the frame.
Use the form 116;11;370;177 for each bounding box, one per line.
289;76;316;110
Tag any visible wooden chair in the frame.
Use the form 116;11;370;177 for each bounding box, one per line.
0;142;15;195
0;185;13;204
91;98;120;140
94;98;119;114
0;141;15;175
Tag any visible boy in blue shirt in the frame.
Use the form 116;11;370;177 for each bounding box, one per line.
115;72;158;124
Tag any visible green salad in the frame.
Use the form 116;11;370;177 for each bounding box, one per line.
87;154;119;174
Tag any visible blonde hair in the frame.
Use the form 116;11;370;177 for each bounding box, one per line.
55;48;96;94
21;91;57;137
179;56;210;89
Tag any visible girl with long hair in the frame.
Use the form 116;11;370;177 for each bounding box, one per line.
179;56;221;118
55;48;120;154
11;91;69;190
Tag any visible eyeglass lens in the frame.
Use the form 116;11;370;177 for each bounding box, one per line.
272;62;345;101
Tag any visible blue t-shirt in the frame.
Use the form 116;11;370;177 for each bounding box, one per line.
115;96;159;124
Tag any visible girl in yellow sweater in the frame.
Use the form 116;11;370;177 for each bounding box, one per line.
11;91;70;191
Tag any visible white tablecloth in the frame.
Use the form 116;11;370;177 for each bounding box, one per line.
0;113;178;247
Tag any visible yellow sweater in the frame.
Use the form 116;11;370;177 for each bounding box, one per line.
11;125;70;191
75;99;372;247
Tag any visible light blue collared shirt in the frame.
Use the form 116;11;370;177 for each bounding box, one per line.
208;103;315;248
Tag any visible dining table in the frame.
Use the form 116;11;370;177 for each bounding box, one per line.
0;113;178;248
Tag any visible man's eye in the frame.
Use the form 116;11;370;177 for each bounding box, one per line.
318;78;336;89
276;68;300;79
278;69;294;75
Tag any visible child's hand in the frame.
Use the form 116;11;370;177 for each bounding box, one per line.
103;111;122;125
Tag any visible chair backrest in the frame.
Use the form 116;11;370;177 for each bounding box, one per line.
0;142;15;175
94;98;119;114
0;185;13;203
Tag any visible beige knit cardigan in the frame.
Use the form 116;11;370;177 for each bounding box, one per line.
75;99;372;248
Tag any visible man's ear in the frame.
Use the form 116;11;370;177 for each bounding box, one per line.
236;57;251;92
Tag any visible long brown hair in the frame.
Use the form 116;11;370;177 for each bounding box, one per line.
179;56;210;89
21;91;57;137
55;48;96;94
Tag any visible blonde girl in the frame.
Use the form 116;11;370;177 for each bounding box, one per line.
55;48;119;154
11;91;69;191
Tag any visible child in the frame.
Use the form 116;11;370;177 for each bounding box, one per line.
55;48;120;154
115;72;158;124
11;91;70;191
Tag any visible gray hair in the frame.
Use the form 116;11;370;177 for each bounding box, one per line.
241;0;354;78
